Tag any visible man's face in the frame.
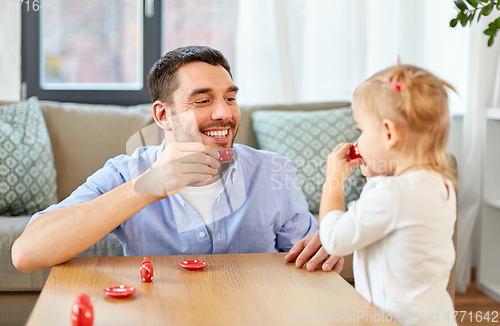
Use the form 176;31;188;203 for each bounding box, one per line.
168;61;240;149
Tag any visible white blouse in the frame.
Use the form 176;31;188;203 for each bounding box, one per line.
320;170;457;325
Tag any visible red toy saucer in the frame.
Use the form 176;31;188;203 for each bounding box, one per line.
103;285;136;298
179;260;208;271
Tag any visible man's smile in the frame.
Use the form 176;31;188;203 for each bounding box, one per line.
201;128;231;143
202;129;229;138
199;120;237;145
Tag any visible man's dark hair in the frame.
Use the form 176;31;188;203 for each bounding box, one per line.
147;46;232;104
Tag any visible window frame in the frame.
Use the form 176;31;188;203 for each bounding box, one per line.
22;0;162;105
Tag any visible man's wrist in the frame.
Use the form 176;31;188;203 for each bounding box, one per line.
127;178;167;203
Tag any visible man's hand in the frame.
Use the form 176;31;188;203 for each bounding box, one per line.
284;232;344;273
133;142;221;197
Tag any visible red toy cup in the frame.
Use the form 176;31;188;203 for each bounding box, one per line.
348;142;362;160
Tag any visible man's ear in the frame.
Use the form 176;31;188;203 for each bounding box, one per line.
382;119;399;151
152;100;172;131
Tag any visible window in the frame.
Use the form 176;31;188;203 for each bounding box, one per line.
23;0;238;105
40;0;143;90
162;0;238;68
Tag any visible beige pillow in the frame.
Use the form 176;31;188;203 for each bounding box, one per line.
0;97;58;215
39;101;157;201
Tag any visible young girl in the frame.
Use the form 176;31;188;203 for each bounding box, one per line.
319;64;457;325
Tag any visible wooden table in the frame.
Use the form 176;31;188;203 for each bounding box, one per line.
27;253;392;325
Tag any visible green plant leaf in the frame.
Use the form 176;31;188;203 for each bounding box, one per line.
478;10;482;21
466;0;478;8
493;17;500;28
460;12;469;26
484;28;496;35
455;0;468;11
497;2;500;10
470;10;477;24
450;18;459;27
488;35;494;46
481;0;490;3
482;3;494;15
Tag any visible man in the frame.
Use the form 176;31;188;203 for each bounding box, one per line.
12;46;343;274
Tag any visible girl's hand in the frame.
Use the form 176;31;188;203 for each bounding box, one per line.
319;143;362;220
325;143;362;184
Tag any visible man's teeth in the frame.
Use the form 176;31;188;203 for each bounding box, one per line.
203;130;228;138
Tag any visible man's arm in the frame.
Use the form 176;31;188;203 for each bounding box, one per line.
12;180;160;273
12;142;221;273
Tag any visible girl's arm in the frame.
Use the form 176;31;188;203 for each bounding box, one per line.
319;177;346;221
319;143;361;222
318;143;397;256
319;178;398;256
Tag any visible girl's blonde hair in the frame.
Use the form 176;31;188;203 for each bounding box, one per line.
353;63;457;186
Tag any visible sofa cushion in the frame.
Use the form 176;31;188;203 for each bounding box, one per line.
252;107;365;213
0;97;58;216
236;102;351;149
39;101;156;201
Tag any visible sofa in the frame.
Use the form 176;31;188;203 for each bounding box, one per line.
0;99;456;325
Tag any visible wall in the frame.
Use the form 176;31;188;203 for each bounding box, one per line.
0;9;21;101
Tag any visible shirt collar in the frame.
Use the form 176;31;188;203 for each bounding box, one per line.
168;145;246;233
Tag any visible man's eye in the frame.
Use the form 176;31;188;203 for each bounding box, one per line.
195;100;210;105
226;97;236;102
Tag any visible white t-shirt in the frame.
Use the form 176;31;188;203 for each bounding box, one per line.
320;170;457;326
179;179;224;241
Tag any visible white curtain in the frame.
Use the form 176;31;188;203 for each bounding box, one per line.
235;0;469;114
0;10;21;101
455;20;500;293
235;0;494;293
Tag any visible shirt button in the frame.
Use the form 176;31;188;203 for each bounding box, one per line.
217;196;221;203
181;202;187;206
199;231;205;237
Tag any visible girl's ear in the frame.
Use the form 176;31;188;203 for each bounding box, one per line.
382;119;399;151
152;101;173;131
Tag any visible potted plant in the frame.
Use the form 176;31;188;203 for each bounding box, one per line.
450;0;500;46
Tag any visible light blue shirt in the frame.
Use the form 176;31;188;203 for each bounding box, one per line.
30;143;318;256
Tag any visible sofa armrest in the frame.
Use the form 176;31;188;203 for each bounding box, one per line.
0;216;123;292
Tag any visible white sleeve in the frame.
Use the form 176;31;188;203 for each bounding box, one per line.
319;177;399;256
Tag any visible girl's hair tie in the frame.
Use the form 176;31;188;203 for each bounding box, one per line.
389;78;402;91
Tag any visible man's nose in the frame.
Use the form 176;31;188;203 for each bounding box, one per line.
211;99;232;120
